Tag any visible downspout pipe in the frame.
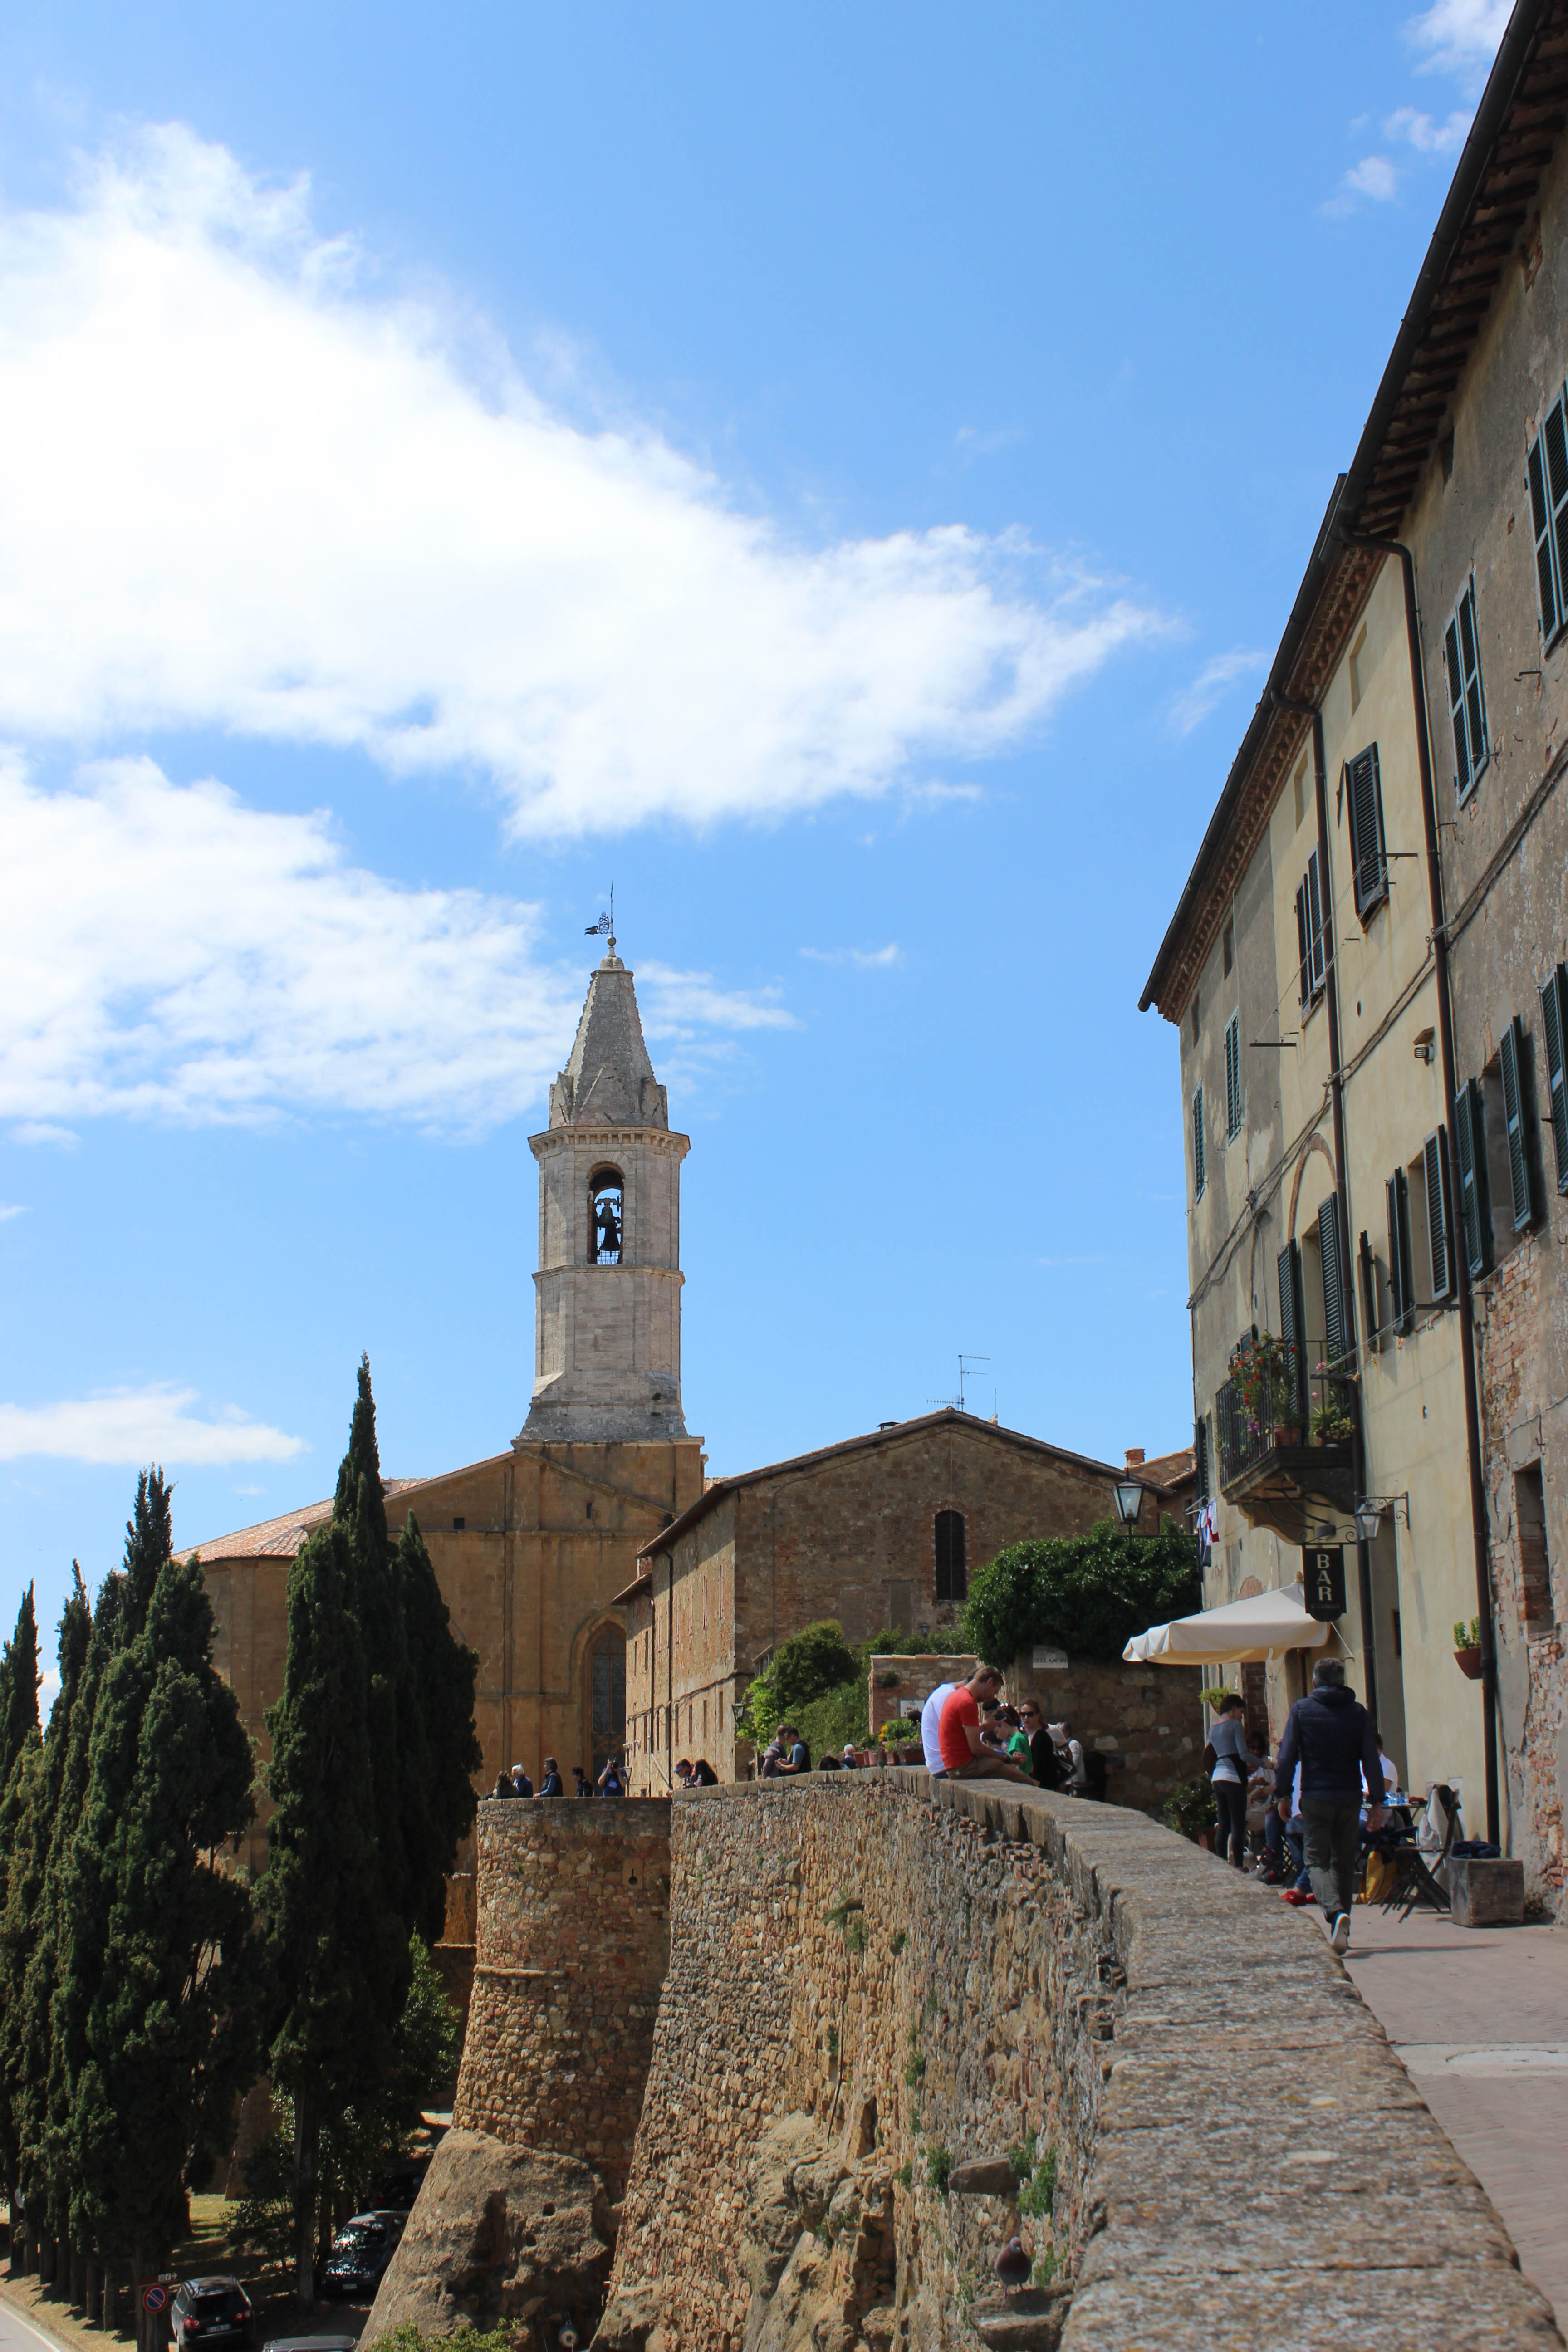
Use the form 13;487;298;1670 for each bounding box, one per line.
1339;524;1500;1847
1272;686;1378;1729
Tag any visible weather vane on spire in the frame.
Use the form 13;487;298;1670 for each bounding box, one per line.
585;885;616;955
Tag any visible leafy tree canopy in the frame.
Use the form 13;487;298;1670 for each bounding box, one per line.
961;1519;1201;1668
768;1619;858;1715
0;1583;40;1786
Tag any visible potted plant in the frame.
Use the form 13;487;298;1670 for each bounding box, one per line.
1160;1773;1218;1847
1453;1617;1483;1680
1229;1332;1300;1443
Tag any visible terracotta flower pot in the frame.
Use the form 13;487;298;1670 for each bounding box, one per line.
1454;1645;1484;1681
1274;1426;1300;1448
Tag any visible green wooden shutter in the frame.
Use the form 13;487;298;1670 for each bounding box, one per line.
1345;748;1387;916
1445;613;1470;798
1192;1084;1205;1200
1453;1079;1492;1278
1358;1230;1379;1357
1458;584;1487;789
1319;1192;1351;1370
1546;396;1568;637
1529;425;1563;642
1278;1239;1305;1422
1386;1172;1411;1334
1295;882;1310;1007
1424;1129;1453;1300
1194;1415;1209;1503
1499;1015;1534;1231
1225;1014;1241;1138
1542;964;1568;1194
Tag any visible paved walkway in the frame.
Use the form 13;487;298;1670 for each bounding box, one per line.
1344;1902;1568;2327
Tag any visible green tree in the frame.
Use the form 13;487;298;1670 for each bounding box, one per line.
122;1470;175;1644
394;1515;480;1943
961;1518;1202;1669
769;1619;858;1715
260;1518;407;2302
0;1582;40;1787
64;1548;262;2284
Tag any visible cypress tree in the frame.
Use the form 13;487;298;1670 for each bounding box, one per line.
0;1583;40;1786
66;1551;261;2286
259;1519;406;2302
334;1359;413;1943
122;1471;174;1645
394;1515;480;1942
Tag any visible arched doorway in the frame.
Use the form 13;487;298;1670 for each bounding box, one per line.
588;1624;627;1779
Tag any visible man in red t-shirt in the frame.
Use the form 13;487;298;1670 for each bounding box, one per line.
937;1667;1034;1782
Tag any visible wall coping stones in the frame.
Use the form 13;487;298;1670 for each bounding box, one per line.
656;1768;1562;2350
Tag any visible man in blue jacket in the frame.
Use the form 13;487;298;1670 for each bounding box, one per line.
1275;1656;1385;1955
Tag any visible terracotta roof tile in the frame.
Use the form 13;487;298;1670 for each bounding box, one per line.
181;1478;426;1563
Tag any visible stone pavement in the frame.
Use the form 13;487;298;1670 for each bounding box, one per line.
1344;1902;1568;2328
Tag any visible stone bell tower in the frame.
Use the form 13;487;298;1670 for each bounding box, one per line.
521;943;690;1442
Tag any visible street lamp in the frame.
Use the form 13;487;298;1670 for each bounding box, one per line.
1112;1479;1145;1533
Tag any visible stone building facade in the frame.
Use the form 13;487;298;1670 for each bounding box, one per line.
616;1413;1190;1791
189;943;705;1883
1141;0;1568;1897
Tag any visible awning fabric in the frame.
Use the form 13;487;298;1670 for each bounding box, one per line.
1122;1582;1331;1666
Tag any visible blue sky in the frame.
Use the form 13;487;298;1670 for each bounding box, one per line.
0;0;1508;1675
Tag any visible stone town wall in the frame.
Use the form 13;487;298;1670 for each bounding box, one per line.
597;1772;1558;2352
452;1797;671;2195
865;1657;1204;1814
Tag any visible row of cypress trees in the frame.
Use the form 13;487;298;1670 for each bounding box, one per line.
0;1356;481;2321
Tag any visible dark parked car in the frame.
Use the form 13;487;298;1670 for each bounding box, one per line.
369;2161;428;2213
320;2211;406;2300
169;2280;254;2352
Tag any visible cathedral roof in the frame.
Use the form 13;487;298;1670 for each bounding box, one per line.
549;951;668;1130
176;1477;427;1562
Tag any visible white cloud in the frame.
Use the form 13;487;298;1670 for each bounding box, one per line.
39;1666;61;1715
0;1383;307;1465
11;1123;77;1147
1406;0;1510;90
1168;648;1267;736
0;753;790;1132
0;126;1164;839
800;945;901;969
1385;105;1471;154
0;1204;26;1221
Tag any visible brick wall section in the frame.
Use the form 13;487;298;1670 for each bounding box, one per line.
452;1797;671;2194
596;1773;1557;2352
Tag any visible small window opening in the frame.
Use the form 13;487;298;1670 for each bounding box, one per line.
452;1516;465;1531
585;1499;594;1520
1518;1463;1552;1633
589;1170;624;1264
1222;916;1235;977
934;1509;967;1603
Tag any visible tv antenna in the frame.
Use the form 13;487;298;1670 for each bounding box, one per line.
927;1352;990;1415
585;886;616;953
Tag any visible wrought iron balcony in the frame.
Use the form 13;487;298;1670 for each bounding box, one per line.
1215;1368;1357;1538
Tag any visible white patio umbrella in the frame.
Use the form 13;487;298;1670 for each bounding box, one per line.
1122;1580;1332;1667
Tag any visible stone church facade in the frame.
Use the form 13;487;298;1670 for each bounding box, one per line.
191;943;705;1882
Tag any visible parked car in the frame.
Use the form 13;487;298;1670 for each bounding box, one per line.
320;2210;407;2300
169;2279;254;2352
369;2161;428;2213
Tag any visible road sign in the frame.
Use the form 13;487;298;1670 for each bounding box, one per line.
142;2285;169;2314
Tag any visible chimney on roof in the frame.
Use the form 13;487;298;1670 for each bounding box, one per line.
1125;1447;1145;1469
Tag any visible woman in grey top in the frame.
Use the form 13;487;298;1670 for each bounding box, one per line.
1209;1695;1269;1869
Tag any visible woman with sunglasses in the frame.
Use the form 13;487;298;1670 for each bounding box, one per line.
1017;1700;1066;1791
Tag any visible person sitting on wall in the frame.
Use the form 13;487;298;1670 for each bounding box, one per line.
774;1723;812;1775
674;1757;695;1785
1018;1701;1065;1791
1048;1721;1086;1790
937;1668;1035;1784
573;1765;593;1797
491;1771;514;1799
510;1763;534;1799
689;1756;719;1785
539;1756;564;1798
759;1732;786;1777
841;1744;861;1769
598;1751;627;1796
920;1678;958;1776
819;1752;841;1770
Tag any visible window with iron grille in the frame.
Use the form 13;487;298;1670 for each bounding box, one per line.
1192;1084;1205;1200
934;1509;967;1603
1224;1012;1242;1139
1444;578;1489;801
1541;962;1568;1194
1527;389;1568;650
1344;746;1388;919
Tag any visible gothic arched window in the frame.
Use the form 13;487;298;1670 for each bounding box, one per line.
589;1169;624;1264
934;1509;967;1603
589;1627;627;1778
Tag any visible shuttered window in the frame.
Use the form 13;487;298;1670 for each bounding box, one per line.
1194;1414;1210;1504
1224;1013;1242;1138
1387;1169;1414;1335
1294;882;1309;1007
1358;1230;1380;1357
1294;849;1328;1005
1527;389;1568;649
1444;579;1489;801
1345;746;1388;918
1453;1079;1492;1279
1499;1015;1535;1231
1192;1084;1205;1200
1277;1239;1306;1421
1542;963;1568;1194
1318;1192;1352;1371
934;1509;967;1602
1424;1129;1454;1300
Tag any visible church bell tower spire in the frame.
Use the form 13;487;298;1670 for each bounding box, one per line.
519;943;690;1443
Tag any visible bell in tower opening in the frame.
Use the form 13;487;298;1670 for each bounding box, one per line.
590;1171;624;1265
